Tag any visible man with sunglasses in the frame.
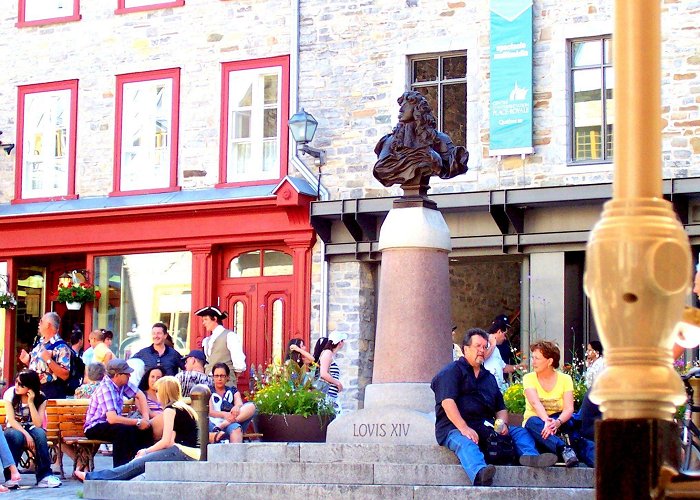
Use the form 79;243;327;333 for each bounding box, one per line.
19;312;71;399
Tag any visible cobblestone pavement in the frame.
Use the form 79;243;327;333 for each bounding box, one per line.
6;452;112;500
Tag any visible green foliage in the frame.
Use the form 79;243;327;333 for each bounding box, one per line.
0;291;17;310
249;361;336;418
503;383;525;414
56;283;101;304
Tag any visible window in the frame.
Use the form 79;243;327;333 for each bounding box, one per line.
570;36;614;163
17;0;80;27
115;0;184;14
15;80;78;202
220;56;290;185
410;53;467;147
93;251;192;357
228;250;293;278
114;68;180;194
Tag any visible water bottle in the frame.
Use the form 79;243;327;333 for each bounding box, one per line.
494;418;505;433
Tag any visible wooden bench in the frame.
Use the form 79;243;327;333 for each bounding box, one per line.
0;400;61;476
56;398;135;477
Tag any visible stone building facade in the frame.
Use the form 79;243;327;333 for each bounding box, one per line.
0;0;698;411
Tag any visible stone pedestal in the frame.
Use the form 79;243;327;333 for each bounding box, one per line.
327;203;452;445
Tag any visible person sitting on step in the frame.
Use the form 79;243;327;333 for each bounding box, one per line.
431;328;558;487
208;363;256;443
75;376;199;482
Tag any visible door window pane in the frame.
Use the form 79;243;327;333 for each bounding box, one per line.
271;298;284;364
229;251;261;278
93;251;192;358
262;251;293;276
232;301;245;340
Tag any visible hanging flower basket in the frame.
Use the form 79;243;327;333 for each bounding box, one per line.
55;282;101;305
0;292;17;310
65;301;82;311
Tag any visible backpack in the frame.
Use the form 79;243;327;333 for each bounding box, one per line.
47;340;84;394
485;431;516;465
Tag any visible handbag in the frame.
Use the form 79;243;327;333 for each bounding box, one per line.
485;431;515;465
312;376;331;394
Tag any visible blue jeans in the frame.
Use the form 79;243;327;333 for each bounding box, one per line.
444;429;489;484
85;445;194;481
524;413;572;455
4;427;52;482
508;424;541;457
573;437;595;467
0;429;16;471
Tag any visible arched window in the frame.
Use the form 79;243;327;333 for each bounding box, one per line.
271;297;284;363
232;300;245;339
228;249;292;278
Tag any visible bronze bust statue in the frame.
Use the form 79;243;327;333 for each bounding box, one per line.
373;91;469;200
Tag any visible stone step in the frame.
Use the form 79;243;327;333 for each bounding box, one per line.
207;442;462;464
144;461;594;488
84;480;594;500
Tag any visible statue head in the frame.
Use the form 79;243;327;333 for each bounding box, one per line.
393;91;437;149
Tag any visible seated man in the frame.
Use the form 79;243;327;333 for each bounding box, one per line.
208;363;256;443
176;350;213;397
83;359;153;467
431;328;557;487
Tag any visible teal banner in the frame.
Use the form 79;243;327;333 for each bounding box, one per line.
489;0;533;155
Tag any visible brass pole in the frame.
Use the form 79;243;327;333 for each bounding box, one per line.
189;384;212;461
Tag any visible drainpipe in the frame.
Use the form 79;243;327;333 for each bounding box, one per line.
290;0;330;339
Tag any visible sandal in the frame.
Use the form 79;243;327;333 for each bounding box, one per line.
210;430;227;443
3;479;20;489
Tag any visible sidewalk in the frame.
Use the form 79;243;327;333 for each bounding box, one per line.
7;452;113;499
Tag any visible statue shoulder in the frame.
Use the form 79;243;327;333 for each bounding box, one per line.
374;133;393;156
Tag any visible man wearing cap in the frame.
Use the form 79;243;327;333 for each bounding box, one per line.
132;322;182;376
196;306;246;380
84;359;153;467
176;350;213;397
489;314;525;377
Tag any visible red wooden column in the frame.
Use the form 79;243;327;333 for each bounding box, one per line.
188;244;214;349
286;238;313;346
2;258;16;383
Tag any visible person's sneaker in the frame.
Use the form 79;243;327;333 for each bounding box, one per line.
473;464;496;486
561;447;579;468
37;475;61;488
519;453;558;468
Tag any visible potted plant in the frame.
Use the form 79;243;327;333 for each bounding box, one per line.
249;360;336;442
0;291;17;310
55;282;101;310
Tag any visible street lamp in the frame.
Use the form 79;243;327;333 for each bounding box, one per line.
288;109;326;165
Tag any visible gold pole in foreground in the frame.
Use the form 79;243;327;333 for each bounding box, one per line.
584;0;690;420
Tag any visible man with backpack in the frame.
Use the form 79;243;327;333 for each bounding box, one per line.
19;312;72;398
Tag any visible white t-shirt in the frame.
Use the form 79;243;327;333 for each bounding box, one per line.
483;346;507;392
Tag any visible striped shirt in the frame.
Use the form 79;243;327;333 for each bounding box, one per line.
327;361;341;400
84;376;138;431
176;370;213;398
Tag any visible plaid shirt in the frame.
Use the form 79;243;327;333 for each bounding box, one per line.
176;370;213;398
84;376;138;431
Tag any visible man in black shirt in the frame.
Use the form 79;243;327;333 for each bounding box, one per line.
132;322;182;376
431;328;556;486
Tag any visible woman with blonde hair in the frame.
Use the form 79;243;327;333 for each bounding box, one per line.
75;376;199;482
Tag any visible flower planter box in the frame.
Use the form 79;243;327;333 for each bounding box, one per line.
257;414;334;442
508;412;524;428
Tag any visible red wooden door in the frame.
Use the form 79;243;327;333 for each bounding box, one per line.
219;279;292;394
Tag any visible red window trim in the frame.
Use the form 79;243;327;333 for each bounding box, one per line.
219;55;290;187
13;79;79;204
115;0;185;15
16;0;81;27
112;67;181;196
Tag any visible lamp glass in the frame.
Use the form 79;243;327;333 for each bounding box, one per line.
58;272;72;289
288;109;318;144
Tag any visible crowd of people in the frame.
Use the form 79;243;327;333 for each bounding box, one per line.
0;303;351;491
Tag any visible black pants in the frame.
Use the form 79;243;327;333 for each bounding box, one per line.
85;422;153;467
41;381;67;399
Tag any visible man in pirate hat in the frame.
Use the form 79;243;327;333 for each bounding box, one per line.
195;306;246;381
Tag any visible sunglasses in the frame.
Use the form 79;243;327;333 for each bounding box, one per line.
213;374;228;378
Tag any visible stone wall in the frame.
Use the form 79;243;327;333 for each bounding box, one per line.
449;259;522;343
